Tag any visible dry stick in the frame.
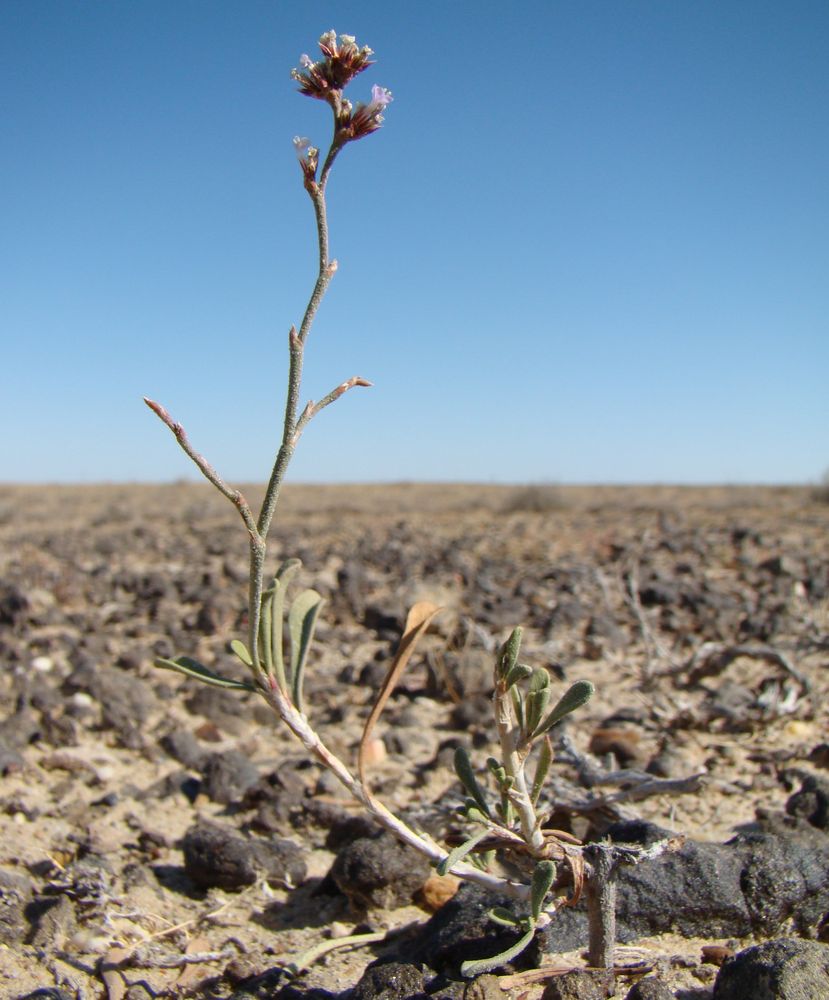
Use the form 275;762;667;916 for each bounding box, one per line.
584;844;617;970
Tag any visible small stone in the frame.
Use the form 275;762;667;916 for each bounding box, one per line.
159;729;206;769
330;831;431;910
701;944;734;966
199;750;259;804
417;873;461;912
181;822;306;891
0;868;33;945
31;655;54;672
463;974;502;1000
713;938;829;999
624;978;673;1000
541;969;614;1000
351;961;424;1000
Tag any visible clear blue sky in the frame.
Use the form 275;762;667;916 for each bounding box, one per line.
2;1;827;484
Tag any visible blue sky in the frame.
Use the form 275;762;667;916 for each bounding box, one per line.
2;1;827;484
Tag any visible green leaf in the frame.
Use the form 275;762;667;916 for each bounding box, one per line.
460;925;536;978
260;593;275;678
488;906;523;927
505;662;532;688
530;736;553;806
454;747;491;818
464;806;490;824
511;686;525;732
229;639;253;668
534;679;596;737
497;627;523;681
271;559;302;691
289;588;324;712
530;860;556;921
436;828;491;876
525;668;552;738
154;656;256;691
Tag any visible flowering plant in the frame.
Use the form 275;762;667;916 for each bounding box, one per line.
144;31;627;980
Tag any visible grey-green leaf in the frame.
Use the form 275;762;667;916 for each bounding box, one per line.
504;662;532;688
154;656;256;691
497;627;522;681
530;736;553;806
530;859;556;920
271;559;302;690
229;639;253;668
454;747;491;818
534;679;596;736
488;906;523;927
289;588;324;712
436;828;491;877
460;925;536;978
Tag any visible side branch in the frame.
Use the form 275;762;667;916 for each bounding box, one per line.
143;397;259;540
293;376;373;443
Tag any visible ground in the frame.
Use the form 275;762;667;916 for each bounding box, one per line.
0;483;826;999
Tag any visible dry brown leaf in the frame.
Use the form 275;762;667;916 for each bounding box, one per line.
358;601;441;788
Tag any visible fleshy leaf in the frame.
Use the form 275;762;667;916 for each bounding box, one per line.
289;588;324;713
488;907;523;928
530;736;553;806
229;639;253;668
525;668;552;736
154;656;255;691
460;925;536;978
272;559;302;691
436;828;491;876
534;679;596;736
454;747;491;818
505;662;533;688
530;859;556;920
497;627;523;681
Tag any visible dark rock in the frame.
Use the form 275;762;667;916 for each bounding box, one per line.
0;707;41;749
713;938;829;999
0;583;30;626
351;961;425;1000
408;882;538;977
786;774;829;831
330;832;431;910
140;768;201;803
185;684;253;734
0;741;24;774
64;659;157;748
541;970;614;999
462;974;502;1000
0;868;33;944
160;729;206;769
582;615;627;660
28;892;76;949
18;990;76;1000
450;693;492;733
181;822;306;891
624;978;674;1000
199;750;259;804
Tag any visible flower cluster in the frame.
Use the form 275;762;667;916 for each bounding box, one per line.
291;30;392;183
291;30;373;98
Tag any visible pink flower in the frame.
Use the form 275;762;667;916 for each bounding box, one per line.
342;85;393;141
291;31;374;101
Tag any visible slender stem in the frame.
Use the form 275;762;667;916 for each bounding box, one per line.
143;398;258;538
260;677;530;903
250;115;342;663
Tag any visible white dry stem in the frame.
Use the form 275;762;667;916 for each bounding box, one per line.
261;678;530;902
